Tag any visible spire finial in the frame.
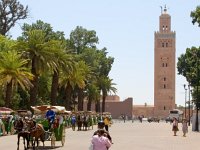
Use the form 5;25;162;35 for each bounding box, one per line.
164;5;167;12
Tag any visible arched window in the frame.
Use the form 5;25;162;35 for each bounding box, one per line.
164;77;166;81
166;63;168;67
166;43;168;47
162;43;164;47
164;84;166;89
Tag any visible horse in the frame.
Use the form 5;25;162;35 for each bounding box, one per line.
77;115;83;131
82;115;89;131
25;119;45;149
14;118;30;150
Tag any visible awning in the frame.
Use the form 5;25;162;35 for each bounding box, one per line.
0;107;14;115
31;105;67;114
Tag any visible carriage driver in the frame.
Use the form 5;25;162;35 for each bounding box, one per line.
45;107;55;129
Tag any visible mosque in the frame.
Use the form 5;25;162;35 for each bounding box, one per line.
84;7;176;119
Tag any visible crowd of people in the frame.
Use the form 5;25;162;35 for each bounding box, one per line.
1;107;191;150
44;109;114;150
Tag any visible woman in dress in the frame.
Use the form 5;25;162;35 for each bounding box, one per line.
172;117;179;136
182;118;188;137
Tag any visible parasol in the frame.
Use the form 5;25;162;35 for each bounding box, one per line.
31;105;67;114
0;107;14;115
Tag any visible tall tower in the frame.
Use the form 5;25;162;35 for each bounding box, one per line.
154;6;176;117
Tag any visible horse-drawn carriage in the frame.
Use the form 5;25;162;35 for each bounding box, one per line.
74;111;96;131
31;105;68;148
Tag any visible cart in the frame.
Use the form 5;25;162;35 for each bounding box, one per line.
31;105;67;147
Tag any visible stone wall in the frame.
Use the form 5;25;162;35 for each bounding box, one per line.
105;98;133;119
133;105;154;118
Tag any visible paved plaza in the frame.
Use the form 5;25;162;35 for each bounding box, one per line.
0;120;200;150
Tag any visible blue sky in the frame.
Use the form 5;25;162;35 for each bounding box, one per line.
10;0;200;106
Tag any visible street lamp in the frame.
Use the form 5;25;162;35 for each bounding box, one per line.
193;50;199;131
184;84;187;119
188;84;191;126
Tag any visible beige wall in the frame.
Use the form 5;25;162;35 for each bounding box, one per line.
105;98;133;119
83;96;133;119
133;105;154;118
105;95;120;102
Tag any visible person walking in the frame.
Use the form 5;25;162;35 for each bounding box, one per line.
91;129;112;150
71;115;76;131
104;116;110;132
172;117;179;136
182;118;188;137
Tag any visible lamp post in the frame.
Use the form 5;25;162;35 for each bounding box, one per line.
184;84;187;119
195;58;199;131
188;84;191;126
195;84;199;131
194;51;199;131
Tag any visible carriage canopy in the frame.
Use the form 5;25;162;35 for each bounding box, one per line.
0;107;14;115
31;105;71;114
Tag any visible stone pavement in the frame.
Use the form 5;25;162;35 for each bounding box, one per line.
0;120;200;150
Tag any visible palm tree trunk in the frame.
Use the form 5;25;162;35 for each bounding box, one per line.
50;71;59;105
30;75;38;106
5;82;12;108
102;95;106;113
30;56;38;106
65;83;73;110
87;97;92;111
78;88;84;111
95;99;101;113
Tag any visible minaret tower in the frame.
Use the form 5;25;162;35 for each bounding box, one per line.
154;6;176;117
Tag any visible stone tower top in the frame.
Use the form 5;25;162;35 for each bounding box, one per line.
159;5;171;33
163;5;167;14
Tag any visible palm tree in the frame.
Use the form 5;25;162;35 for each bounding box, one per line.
50;42;75;105
59;61;91;110
75;61;92;110
17;30;63;106
0;50;33;108
86;83;100;111
98;76;117;112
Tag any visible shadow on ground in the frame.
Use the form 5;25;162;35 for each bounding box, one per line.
28;146;61;149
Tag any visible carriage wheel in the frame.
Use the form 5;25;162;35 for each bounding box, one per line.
51;132;56;148
61;127;65;146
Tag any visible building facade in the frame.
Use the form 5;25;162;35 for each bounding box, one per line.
154;7;176;117
83;95;133;119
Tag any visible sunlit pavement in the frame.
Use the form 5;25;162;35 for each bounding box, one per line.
0;120;200;150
